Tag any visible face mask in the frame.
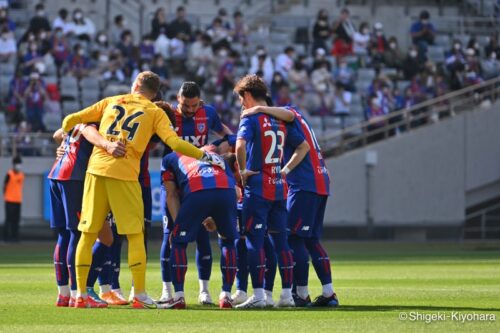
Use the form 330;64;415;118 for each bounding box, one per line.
363;29;369;35
372;98;381;107
98;35;107;43
376;31;382;37
75;12;83;20
410;50;417;58
78;49;85;56
30;44;38;51
219;49;228;57
492;52;497;60
14;164;22;171
421;19;429;25
28;35;35;41
474;43;479;49
37;10;45;16
99;54;109;62
389;42;396;49
40;32;46;39
454;43;461;50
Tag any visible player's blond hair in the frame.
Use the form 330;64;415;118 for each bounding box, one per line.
135;71;161;95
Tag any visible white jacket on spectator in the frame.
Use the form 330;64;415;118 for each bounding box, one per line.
52;17;74;35
154;34;171;59
249;54;274;85
275;53;294;80
69;18;95;38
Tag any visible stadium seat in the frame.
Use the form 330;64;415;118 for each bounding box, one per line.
0;62;16;76
427;46;446;63
381;68;398;76
357;68;376;81
79;77;101;90
435;34;451;48
80;88;101;104
62;100;81;115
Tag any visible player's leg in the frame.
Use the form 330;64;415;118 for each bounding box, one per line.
263;233;277;306
141;184;152;254
268;200;294;307
235;193;269;309
109;223;126;301
303;195;338;307
211;189;239;308
49;180;70;306
75;174;110;308
158;216;173;304
59;180;84;306
106;178;154;309
85;221;113;305
286;190;316;306
196;228;213;305
167;193;207;309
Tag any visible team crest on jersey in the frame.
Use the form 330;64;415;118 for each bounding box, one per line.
197;123;206;132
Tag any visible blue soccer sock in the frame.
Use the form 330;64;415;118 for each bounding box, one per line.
170;242;188;292
263;234;277;292
218;238;237;293
86;240;110;288
245;233;265;290
304;238;332;286
288;234;310;288
160;232;172;283
54;227;70;287
269;232;294;289
196;229;212;283
111;231;123;290
235;237;248;292
66;229;80;291
97;248;112;286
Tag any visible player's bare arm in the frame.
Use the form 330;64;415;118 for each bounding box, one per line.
81;125;126;158
240;106;295;123
235;138;259;186
164;180;181;221
281;140;310;178
52;128;65;145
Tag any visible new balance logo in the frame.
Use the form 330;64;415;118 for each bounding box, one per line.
301;226;310;231
180;231;186;236
81;220;87;225
255;224;263;229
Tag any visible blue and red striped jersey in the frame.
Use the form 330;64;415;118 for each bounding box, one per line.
237;113;304;201
161;152;235;199
174;104;224;147
48;124;96;181
284;107;331;195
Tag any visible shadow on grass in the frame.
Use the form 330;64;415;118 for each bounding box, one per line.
99;304;500;312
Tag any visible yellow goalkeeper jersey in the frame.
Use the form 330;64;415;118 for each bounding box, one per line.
62;93;202;181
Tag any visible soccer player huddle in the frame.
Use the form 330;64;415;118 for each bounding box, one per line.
48;70;338;310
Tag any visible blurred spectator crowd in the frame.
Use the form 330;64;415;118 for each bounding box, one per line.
0;1;499;139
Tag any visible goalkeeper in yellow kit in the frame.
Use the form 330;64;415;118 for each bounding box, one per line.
62;71;225;309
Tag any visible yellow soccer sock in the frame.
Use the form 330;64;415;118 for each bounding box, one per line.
75;232;98;295
127;232;146;295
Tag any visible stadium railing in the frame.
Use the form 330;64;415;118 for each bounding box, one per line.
319;76;500;158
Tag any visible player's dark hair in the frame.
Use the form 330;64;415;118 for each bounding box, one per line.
234;74;268;101
154;101;177;128
136;71;161;96
178;81;201;98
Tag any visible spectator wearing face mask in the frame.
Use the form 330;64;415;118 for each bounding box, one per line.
37;29;51;56
23;71;47;132
402;46;425;80
23;3;50;41
353;22;371;56
333;57;356;92
230;11;248;44
67;43;90;78
6;69;26;126
70;8;96;42
312;9;331;56
151;7;170;40
383;36;405;73
249;46;274;85
0;27;16;63
207;17;231;52
0;7;16;32
464;48;483;86
275;46;296;80
365;94;387;142
169;6;192;42
466;37;482;57
52;8;73;35
370;22;388;67
482;51;500;79
410;10;435;62
288;56;310;93
445;40;467;90
22;40;43;75
51;27;70;71
331;7;355;57
3;155;24;243
139;35;155;62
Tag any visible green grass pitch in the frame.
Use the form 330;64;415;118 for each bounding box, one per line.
0;241;499;333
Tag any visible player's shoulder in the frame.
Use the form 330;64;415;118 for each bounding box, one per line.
201;104;217;115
